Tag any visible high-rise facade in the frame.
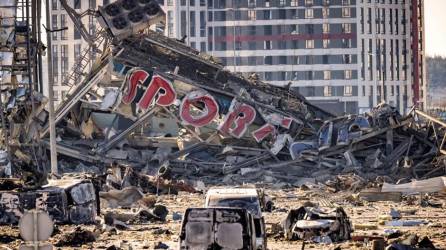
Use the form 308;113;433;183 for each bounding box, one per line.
43;0;106;104
162;0;426;114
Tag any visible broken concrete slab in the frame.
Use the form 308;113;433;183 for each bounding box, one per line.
381;177;446;194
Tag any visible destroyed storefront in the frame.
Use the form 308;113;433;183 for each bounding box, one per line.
0;0;446;249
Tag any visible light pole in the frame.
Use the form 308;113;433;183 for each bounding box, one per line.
45;0;58;177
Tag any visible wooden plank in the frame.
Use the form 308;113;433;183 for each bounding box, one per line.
358;190;402;202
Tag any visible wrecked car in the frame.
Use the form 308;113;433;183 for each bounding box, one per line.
179;207;257;250
205;187;267;250
282;206;352;243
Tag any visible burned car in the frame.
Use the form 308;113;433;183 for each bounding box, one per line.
179;207;257;250
205;188;267;249
282;206;352;244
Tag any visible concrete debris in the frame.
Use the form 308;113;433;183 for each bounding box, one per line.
99;187;144;209
1;0;446;249
386;234;438;250
381;177;446;194
385;220;428;227
0;177;97;225
54;226;97;247
136;204;169;222
359;189;403;202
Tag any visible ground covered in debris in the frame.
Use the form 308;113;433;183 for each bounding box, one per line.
1;187;446;250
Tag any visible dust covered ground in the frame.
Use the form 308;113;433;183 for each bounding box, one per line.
1;187;446;250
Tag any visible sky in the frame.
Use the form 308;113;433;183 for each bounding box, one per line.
425;0;446;57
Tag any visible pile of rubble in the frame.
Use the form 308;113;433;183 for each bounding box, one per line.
0;1;445;249
0;0;444;192
0;0;445;220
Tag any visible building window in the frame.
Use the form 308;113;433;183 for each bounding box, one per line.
89;0;96;9
264;10;272;20
264;56;272;65
167;11;174;37
344;70;352;79
54;91;60;101
167;0;173;6
248;10;256;20
52;0;58;10
235;41;242;50
342;7;351;17
52;45;58;84
291;25;299;34
307;24;314;34
191;42;196;49
323;39;330;48
342;0;350;5
88;16;96;36
342;38;351;48
306;40;314;49
200;42;206;52
74;44;81;59
180;11;186;37
265;0;270;7
324;71;331;80
279;0;285;6
322;55;328;64
200;11;206;37
291;0;298;6
51;15;58;40
74;27;81;40
74;0;81;9
342;23;351;33
264;41;271;50
61;45;69;82
322;8;329;18
344;85;353;96
190;0;195;6
323;23;330;33
305;9;314;19
305;0;313;6
190;11;196;37
60;15;67;40
307;71;313;80
324;86;332;96
200;0;206;6
343;54;351;64
74;44;81;81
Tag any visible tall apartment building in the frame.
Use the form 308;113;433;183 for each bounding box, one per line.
43;0;108;104
162;0;426;114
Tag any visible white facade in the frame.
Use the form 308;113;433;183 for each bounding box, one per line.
162;0;426;115
356;0;415;114
42;0;425;114
43;0;104;105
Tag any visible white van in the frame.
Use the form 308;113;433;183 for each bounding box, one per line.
205;188;267;250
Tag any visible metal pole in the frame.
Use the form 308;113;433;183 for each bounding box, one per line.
45;0;58;176
25;0;35;113
36;0;44;93
32;0;39;91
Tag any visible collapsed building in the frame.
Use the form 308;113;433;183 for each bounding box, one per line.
0;0;445;231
